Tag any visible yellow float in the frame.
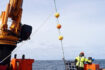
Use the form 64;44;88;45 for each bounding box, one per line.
55;13;60;18
59;36;63;40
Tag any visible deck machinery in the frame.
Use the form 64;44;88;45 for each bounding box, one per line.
0;0;34;70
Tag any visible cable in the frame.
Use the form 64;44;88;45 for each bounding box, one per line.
31;11;53;37
54;0;65;60
54;0;57;12
0;42;24;63
28;11;53;58
53;0;67;70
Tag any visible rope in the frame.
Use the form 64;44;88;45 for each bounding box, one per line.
54;0;65;60
0;54;11;64
31;11;53;37
54;0;57;12
56;21;67;70
0;42;24;63
60;40;65;60
53;0;66;70
28;11;53;58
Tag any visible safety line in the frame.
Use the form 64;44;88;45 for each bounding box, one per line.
0;42;24;63
31;11;53;37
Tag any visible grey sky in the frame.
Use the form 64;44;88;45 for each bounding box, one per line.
0;0;105;60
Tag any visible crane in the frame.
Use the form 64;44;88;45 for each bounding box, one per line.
0;0;32;65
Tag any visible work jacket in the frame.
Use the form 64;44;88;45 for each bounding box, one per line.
75;56;88;68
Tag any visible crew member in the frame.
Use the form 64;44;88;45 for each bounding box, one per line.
75;52;89;70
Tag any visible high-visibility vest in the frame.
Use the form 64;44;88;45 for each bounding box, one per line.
75;56;88;68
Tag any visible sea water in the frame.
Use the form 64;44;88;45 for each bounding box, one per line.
32;59;105;70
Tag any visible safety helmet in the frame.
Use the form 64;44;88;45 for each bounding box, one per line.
80;52;84;55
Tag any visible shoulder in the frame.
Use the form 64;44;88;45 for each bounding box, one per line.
82;56;86;58
75;56;79;59
83;57;88;61
82;56;87;60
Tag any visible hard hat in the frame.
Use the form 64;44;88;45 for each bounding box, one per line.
80;52;84;55
88;57;92;60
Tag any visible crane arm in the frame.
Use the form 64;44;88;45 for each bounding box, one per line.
0;0;23;34
0;0;23;45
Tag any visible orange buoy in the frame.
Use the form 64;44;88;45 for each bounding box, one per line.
55;13;60;18
59;36;63;40
57;24;61;29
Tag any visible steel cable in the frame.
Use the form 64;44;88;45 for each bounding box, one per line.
53;0;67;70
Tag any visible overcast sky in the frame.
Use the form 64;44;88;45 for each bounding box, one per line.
0;0;105;60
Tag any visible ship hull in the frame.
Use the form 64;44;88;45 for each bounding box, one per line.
0;44;16;65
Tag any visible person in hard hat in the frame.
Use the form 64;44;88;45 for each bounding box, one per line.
87;57;93;64
75;52;89;70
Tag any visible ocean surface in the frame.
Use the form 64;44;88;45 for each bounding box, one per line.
32;59;105;70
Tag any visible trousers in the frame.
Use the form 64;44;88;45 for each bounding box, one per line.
76;66;84;70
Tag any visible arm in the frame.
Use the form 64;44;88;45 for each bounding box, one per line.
85;57;92;64
75;57;77;65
